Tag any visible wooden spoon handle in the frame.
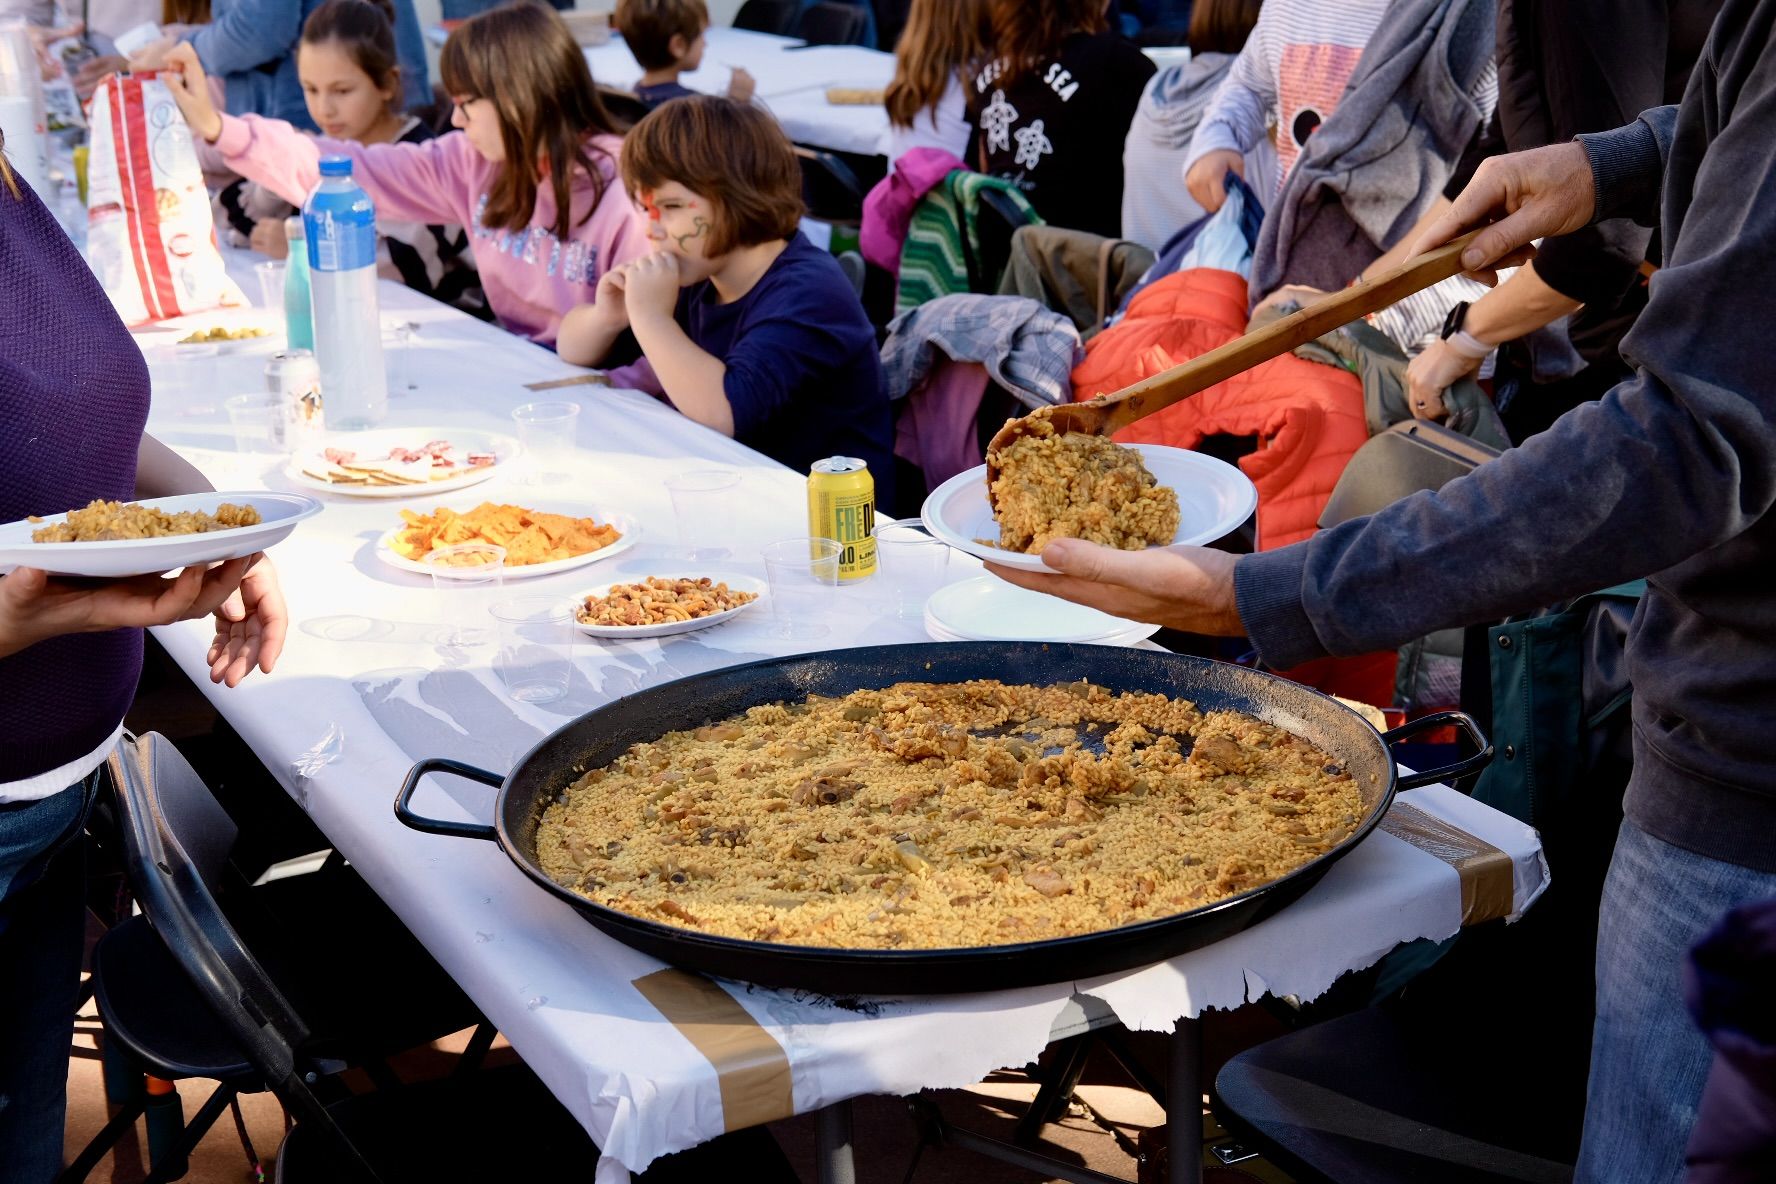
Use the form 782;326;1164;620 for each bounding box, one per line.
1094;230;1483;437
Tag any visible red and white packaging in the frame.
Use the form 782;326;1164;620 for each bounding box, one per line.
85;71;245;326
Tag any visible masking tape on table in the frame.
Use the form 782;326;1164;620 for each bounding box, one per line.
1378;801;1515;925
632;968;794;1131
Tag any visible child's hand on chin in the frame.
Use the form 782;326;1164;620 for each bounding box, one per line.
624;252;683;319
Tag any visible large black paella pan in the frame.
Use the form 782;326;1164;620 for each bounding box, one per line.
395;643;1488;994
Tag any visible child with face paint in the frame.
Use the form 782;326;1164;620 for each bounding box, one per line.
558;96;894;496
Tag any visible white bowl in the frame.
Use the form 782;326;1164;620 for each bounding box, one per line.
924;576;1159;645
920;443;1256;572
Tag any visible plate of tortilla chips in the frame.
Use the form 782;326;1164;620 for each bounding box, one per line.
374;501;638;579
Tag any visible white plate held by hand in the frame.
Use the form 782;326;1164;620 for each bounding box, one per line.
572;574;767;638
919;443;1256;572
0;492;323;577
925;576;1159;644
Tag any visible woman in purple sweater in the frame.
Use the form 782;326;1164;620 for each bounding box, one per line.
0;138;289;1182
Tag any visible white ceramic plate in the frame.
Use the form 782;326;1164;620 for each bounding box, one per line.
373;504;639;581
923;616;1157;648
285;430;520;499
924;576;1159;644
0;492;322;577
140;308;284;355
920;444;1257;572
571;574;767;639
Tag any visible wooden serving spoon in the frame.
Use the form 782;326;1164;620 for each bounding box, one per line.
984;231;1484;502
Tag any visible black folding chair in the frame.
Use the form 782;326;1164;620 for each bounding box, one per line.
966;186;1038;294
734;0;799;35
61;733;486;1184
795;0;869;45
870;0;912;49
795;144;866;226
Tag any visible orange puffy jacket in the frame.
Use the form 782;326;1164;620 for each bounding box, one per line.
1072;268;1368;550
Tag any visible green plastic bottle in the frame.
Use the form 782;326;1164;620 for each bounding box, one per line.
282;216;315;351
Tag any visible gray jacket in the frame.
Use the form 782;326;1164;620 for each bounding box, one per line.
1249;0;1496;303
1235;0;1776;873
880;295;1080;411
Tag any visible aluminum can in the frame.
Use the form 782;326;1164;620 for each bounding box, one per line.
807;457;877;582
265;349;325;453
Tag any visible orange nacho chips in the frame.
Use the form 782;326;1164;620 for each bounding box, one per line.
391;503;622;566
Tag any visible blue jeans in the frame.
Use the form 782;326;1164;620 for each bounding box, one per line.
0;776;98;1184
1576;818;1776;1184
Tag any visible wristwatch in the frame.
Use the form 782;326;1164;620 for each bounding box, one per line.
1438;301;1491;361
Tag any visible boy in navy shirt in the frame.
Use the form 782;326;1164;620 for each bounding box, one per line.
614;0;754;109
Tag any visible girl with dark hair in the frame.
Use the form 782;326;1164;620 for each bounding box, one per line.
218;0;489;317
162;1;649;346
967;0;1155;237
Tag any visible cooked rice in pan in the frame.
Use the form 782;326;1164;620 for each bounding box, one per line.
536;680;1366;950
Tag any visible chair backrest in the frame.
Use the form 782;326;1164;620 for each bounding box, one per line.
596;86;652;129
795;145;865;225
734;0;799;35
106;732;384;1181
970;186;1037;294
870;0;911;48
795;0;869;45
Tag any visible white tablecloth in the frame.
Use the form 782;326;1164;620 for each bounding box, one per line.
135;261;1547;1183
582;26;895;156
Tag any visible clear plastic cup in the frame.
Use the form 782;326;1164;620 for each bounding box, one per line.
255;260;286;317
224;392;286;454
491;596;575;703
665;469;741;560
423;543;506;647
511;401;581;484
761;538;843;640
875;522;951;620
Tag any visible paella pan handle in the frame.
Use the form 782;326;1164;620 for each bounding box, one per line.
394;757;504;842
1380;710;1494;790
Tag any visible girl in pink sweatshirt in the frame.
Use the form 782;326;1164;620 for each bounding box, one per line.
163;3;650;346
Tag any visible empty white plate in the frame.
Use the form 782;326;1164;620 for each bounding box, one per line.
924;576;1159;644
920;443;1256;572
0;492;322;577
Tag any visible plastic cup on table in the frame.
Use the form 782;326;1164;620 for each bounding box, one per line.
875;522;951;620
223;392;286;454
255;260;286;318
760;537;842;640
490;596;575;704
665;469;741;560
423;543;506;647
511;401;581;484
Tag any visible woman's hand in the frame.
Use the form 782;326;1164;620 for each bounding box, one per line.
1409;141;1597;283
158;43;223;143
207;555;287;687
1405;339;1484;421
249;218;289;260
984;540;1245;637
623;252;683;322
1185;149;1244;214
0;556;255;662
73;54;128;99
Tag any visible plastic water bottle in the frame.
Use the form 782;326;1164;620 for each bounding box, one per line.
283;216;314;351
303;156;386;429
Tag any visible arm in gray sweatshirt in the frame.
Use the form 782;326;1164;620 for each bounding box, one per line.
1232;83;1775;667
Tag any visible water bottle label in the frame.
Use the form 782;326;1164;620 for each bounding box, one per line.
305;211;378;272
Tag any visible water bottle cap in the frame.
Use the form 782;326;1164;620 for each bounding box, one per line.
318;155;353;177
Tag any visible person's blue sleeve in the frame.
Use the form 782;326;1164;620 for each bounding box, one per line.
187;0;303;77
392;0;431;111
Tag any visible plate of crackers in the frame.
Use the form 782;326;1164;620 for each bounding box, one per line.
287;431;518;497
373;501;639;580
0;492;322;577
571;574;766;639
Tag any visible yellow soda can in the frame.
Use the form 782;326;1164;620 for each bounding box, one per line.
807;457;877;581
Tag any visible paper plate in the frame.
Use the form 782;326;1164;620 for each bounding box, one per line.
923;616;1156;648
285;429;519;498
924;576;1159;644
571;574;767;639
374;505;639;580
0;492;322;577
920;443;1256;572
